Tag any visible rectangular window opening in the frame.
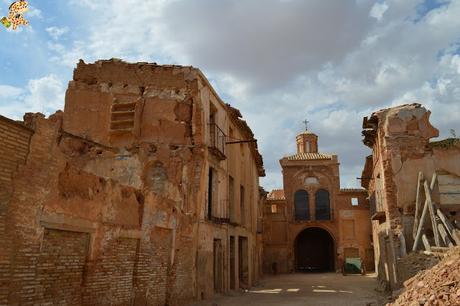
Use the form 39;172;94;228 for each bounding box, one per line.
351;197;359;206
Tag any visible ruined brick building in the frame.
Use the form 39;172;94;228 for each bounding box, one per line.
361;103;460;290
263;129;374;274
0;59;265;305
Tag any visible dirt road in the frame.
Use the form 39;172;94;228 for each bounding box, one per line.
192;273;385;306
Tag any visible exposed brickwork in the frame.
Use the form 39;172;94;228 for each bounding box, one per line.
168;237;195;304
150;228;171;305
0;116;32;190
0;116;33;305
83;237;137;305
36;229;89;305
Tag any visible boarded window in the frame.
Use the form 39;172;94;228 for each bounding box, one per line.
315;189;331;220
271;204;277;213
294;190;309;220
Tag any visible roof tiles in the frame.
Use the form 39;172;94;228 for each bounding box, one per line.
267;189;285;200
285;152;333;161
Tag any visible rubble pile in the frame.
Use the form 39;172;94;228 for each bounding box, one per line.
389;247;460;306
396;252;441;283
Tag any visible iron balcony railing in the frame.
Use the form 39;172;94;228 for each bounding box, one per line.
209;123;226;160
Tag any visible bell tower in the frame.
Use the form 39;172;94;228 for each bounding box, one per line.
296;131;318;153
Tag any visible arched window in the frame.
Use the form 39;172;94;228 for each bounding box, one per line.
315;189;331;220
294;190;309;220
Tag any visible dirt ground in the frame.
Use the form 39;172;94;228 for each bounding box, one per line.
191;273;386;306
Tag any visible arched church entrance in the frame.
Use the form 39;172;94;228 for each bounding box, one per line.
295;227;335;272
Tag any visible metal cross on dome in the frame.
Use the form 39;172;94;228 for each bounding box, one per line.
303;119;309;131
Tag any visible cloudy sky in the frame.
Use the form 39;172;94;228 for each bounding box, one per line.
0;0;459;190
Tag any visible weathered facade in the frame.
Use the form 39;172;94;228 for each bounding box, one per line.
263;130;373;274
0;59;265;305
361;103;460;290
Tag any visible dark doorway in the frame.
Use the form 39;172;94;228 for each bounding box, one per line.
230;236;236;289
295;227;334;272
238;236;249;288
213;239;223;293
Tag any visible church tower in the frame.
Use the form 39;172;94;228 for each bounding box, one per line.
263;121;372;275
296;130;318;153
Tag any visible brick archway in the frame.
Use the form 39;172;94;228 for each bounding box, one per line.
294;227;335;272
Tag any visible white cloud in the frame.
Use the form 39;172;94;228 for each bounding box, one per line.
46;26;69;40
0;75;65;119
27;5;42;18
0;85;23;100
8;0;460;191
370;2;389;20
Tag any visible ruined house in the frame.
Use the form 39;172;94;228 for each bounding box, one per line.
361;103;460;290
0;59;265;305
263;129;373;274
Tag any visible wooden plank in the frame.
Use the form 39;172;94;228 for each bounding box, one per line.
439;185;460;193
438;174;460;185
413;196;430;251
436;208;460;245
424;180;440;247
413;172;424;239
431;246;450;252
440;194;460;205
437;223;454;247
430;173;438;190
422;234;431;252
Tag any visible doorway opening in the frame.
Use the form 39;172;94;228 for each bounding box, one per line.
213;239;223;293
238;236;249;288
295;227;334;272
230;236;236;290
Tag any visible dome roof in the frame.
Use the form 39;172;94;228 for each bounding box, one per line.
297;130;317;136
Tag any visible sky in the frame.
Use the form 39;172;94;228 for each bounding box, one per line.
0;0;459;191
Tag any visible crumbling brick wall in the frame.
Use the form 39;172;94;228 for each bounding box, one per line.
2;59;265;305
362;103;460;289
2;60;204;305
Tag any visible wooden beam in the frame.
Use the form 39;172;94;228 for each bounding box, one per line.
413;172;424;239
422;234;431;252
413;173;441;251
436;208;460;245
424;179;441;247
437;223;454;247
413;195;430;251
431;246;449;252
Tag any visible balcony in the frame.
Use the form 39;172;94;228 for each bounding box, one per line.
209;123;226;160
370;193;386;223
208;199;230;224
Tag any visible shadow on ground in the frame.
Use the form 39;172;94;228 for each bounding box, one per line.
191;273;386;306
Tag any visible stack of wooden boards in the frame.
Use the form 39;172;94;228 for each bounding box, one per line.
412;171;460;252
